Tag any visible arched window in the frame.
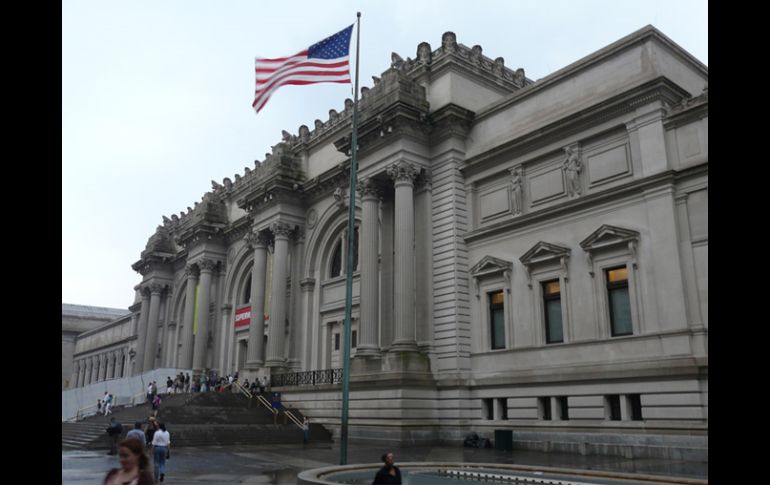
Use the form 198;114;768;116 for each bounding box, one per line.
328;226;360;278
330;241;343;278
242;277;252;304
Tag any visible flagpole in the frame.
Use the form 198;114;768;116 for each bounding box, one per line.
340;11;361;467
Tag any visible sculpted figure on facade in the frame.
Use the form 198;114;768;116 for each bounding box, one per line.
417;42;432;64
563;146;582;197
509;167;523;215
442;32;458;53
298;124;310;142
333;186;347;209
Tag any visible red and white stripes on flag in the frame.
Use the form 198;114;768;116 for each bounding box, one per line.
252;51;350;113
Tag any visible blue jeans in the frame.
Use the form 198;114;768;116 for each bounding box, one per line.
153;446;167;481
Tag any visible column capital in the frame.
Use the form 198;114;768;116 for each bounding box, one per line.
245;230;270;249
293;229;306;243
358;178;383;200
185;263;200;278
148;283;165;295
386;161;419;185
198;258;218;272
271;221;293;239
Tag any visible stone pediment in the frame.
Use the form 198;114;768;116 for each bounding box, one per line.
519;242;571;267
470;256;513;278
579;225;640;253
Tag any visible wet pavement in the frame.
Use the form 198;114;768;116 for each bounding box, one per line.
62;442;707;484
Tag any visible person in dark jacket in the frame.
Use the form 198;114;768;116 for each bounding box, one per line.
372;452;401;484
105;417;123;455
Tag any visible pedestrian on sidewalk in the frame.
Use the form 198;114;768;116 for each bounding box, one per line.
373;452;402;484
303;417;310;445
184;373;190;392
103;438;154;485
151;393;162;417
103;392;113;415
126;422;145;448
151;422;171;483
144;417;158;447
105;417;123;456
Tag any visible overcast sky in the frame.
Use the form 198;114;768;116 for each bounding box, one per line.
62;0;707;310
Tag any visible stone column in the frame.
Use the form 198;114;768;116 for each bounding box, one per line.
106;352;115;379
76;360;84;387
97;354;106;381
245;232;269;368
83;358;92;385
179;264;199;370
116;350;124;379
289;231;305;370
70;361;79;389
266;221;292;368
192;259;216;374
134;289;151;374
387;161;419;352
142;284;164;372
357;178;381;356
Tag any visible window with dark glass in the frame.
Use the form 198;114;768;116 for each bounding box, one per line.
628;394;643;421
558;396;569;420
352;226;359;272
498;398;508;420
243;278;252;304
334;333;340;351
352;330;357;348
606;266;632;336
542;280;563;343
330;242;343;278
539;397;552;420
489;290;506;349
607;395;621;420
483;398;493;420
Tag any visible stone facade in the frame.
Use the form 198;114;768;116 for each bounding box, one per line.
68;25;707;457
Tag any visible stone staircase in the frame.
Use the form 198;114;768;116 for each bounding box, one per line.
62;391;331;450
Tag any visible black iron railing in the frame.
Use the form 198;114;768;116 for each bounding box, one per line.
272;368;343;387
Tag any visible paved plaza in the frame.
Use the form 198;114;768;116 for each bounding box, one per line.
62;442;707;484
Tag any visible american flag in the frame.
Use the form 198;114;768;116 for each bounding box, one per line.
253;25;353;113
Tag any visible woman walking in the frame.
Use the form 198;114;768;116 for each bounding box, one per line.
151;422;171;483
103;438;154;485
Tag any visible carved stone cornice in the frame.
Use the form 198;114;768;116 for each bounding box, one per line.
132;254;173;276
386;161;419;185
469;255;514;299
271;221;293;239
293;230;306;244
519;241;571;288
427;103;475;144
580;225;640;276
244;231;269;249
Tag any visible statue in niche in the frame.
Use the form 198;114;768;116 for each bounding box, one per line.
510;167;523;215
563;146;582;197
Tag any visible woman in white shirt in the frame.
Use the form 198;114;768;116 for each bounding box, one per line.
151;422;171;483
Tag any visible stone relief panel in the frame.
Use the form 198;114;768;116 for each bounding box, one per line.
583;131;633;188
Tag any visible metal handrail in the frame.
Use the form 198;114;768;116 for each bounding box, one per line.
284;409;303;429
233;381;252;399
256;394;278;415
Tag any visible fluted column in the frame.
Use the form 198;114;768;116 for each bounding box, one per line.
70;362;79;389
245;232;269;368
76;360;84;387
97;354;106;381
266;221;292;368
387;161;419;352
84;358;92;385
289;230;305;370
192;259;216;374
357;178;382;356
142;284;164;372
116;350;125;378
134;289;151;374
106;352;115;379
179;264;199;369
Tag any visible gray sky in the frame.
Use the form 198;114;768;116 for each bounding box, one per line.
62;0;707;309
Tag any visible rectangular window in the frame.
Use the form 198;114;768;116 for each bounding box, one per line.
628;394;643;421
539;397;552;420
334;333;340;351
606;395;621;421
542;280;563;343
489;291;506;349
606;266;632;336
352;330;357;348
558;396;569;420
497;398;508;420
483;398;494;420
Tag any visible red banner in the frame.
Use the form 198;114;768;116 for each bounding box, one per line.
234;306;269;328
234;306;251;328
